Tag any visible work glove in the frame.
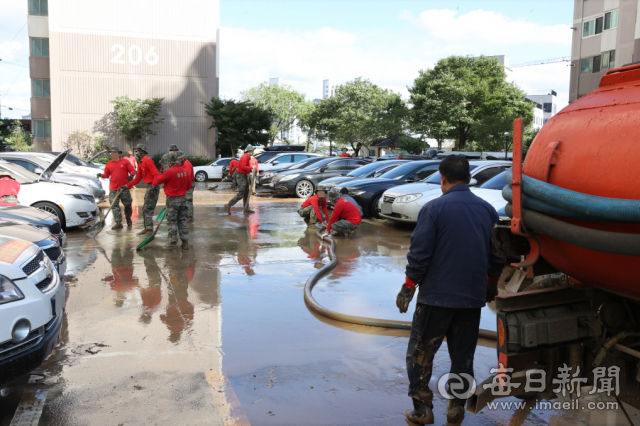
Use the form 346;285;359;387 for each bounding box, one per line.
486;275;500;303
320;232;330;239
96;173;102;179
396;277;417;314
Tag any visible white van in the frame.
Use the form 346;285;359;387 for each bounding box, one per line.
0;238;64;386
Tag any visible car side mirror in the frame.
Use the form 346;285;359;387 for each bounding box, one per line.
320;166;328;172
406;176;415;183
468;178;478;187
76;161;82;166
34;167;44;174
273;161;279;165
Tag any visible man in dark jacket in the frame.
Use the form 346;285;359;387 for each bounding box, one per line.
396;155;505;424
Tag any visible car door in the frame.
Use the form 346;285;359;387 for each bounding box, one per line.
211;159;230;178
314;159;351;184
472;166;505;186
292;154;310;164
405;163;440;183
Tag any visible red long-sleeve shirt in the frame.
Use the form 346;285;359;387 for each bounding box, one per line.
101;158;136;190
250;157;259;174
327;196;362;232
301;194;328;222
127;156;158;188
340;153;350;157
0;178;20;197
237;153;252;174
152;165;192;196
182;159;195;181
229;159;239;174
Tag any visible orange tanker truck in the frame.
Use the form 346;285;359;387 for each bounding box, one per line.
469;63;640;414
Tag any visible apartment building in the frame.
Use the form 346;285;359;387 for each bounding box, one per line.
526;91;559;127
570;0;639;102
27;0;219;156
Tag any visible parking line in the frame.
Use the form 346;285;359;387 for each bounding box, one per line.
206;372;252;426
9;377;48;426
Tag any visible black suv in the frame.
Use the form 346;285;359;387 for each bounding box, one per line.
272;157;368;198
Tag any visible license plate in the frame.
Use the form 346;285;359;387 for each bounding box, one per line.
381;203;392;214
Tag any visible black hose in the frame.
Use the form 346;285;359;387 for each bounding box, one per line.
303;231;498;340
506;204;640;256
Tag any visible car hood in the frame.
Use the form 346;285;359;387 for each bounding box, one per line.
0;204;57;225
38;149;70;182
317;176;356;187
0;223;53;245
383;182;442;197
0;236;40;272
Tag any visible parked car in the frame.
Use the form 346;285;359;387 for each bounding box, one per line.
317;160;409;192
258;156;327;187
374;154;433;161
0;161;98;229
330;160;442;217
258;152;322;173
194;157;233;182
271;157;369;198
30;152;110;194
0;203;65;245
0;222;65;274
377;161;512;223
45;151;103;170
0;239;64;386
253;145;306;163
469;170;510;214
0;152;106;203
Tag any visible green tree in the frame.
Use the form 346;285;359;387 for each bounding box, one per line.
409;56;533;150
241;83;307;145
523;126;540;155
297;100;317;151
204;98;271;157
0;119;16;141
396;135;426;155
314;79;408;156
110;96;164;148
308;96;340;155
63;130;108;160
3;120;32;151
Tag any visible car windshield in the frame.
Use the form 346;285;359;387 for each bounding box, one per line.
423;165;479;184
49;152;90;167
379;162;425;180
33;155;74;172
346;161;395;177
254;152;280;163
306;158;336;171
480;170;508;190
0;163;40;183
290;158;323;170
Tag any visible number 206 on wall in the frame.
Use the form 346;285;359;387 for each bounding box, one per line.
111;45;159;65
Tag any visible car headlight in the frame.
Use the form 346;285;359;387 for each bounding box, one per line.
396;194;423;203
36;224;51;232
349;189;366;197
67;194;95;202
279;174;300;182
0;275;24;305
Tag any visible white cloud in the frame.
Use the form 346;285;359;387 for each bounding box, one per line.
0;41;25;62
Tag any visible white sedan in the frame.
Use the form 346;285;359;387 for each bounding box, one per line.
0;162;98;229
378;161;511;223
194;158;232;182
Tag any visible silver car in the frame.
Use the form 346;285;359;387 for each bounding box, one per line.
0;151;106;203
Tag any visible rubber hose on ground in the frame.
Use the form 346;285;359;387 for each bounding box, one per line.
502;185;620;222
504;169;640;223
303;231;498;340
505;204;640;256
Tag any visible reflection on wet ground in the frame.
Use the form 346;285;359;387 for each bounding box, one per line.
1;187;637;425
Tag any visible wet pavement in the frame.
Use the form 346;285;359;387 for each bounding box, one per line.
1;184;638;425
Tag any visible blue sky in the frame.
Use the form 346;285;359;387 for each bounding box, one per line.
0;0;575;119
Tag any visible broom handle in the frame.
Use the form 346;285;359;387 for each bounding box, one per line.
153;209;166;233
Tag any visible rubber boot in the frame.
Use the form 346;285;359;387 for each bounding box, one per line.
162;241;178;251
181;241;189;251
126;218;133;227
346;229;357;238
223;204;231;215
243;208;255;215
112;222;123;230
405;399;434;425
137;228;152;236
187;216;194;223
446;400;465;424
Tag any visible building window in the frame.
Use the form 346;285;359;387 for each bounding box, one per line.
30;38;49;57
583;10;617;38
602;50;616;70
32;79;50;97
581;57;593;73
593;55;602;73
29;0;48;15
33;120;51;138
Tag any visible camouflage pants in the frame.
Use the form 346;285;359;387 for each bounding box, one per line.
231;170;238;191
297;205;327;225
142;185;160;230
228;173;249;207
0;195;19;205
166;196;189;243
185;183;195;218
331;219;358;235
110;188;132;223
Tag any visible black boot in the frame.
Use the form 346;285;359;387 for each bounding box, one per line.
446;400;465;424
405;398;434;425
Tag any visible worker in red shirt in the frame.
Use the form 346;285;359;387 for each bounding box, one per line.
323;187;362;238
229;157;239;191
340;148;350;157
98;146;136;230
249;156;259;195
153;152;192;250
124;150;137;179
0;173;20;204
127;143;159;235
397;153;405;160
177;151;195;222
298;189;328;227
223;145;256;214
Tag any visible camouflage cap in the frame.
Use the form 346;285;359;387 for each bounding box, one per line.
176;150;187;160
166;152;179;164
245;145;256;152
169;144;179;151
134;143;148;153
109;146;122;153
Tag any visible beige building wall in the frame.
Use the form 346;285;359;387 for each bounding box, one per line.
48;0;219;157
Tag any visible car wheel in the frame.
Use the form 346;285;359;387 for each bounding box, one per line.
295;180;314;198
371;194;383;219
195;171;207;182
33;202;66;230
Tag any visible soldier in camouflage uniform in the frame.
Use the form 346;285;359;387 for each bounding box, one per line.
153;152;191;250
160;144;180;171
177;151;195;221
98;146;135;230
126;143;160;235
223;145;256;214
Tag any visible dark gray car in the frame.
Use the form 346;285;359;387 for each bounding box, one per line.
271;158;368;198
0;203;65;245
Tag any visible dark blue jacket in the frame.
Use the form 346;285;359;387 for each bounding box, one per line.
406;185;505;308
